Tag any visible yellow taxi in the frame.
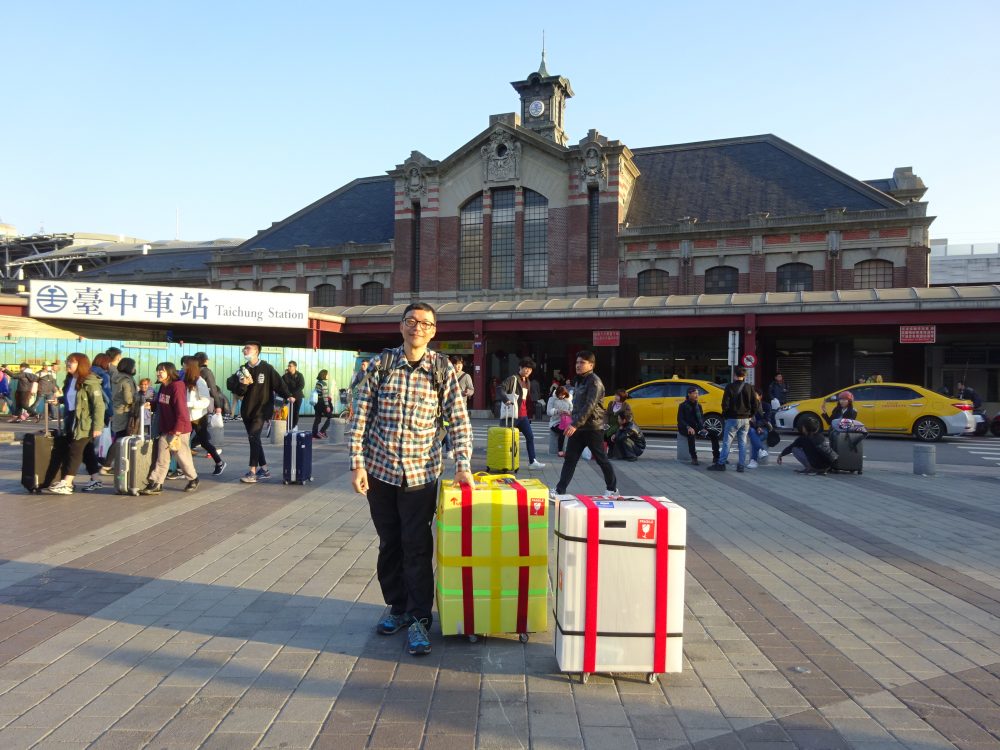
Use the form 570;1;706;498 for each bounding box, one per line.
603;376;726;433
773;382;975;442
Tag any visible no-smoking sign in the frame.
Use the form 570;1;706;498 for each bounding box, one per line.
742;354;756;368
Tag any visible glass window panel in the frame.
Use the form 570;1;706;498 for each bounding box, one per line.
776;263;813;292
361;281;383;305
853;259;893;289
523;189;548;288
704;266;738;294
587;189;599;286
490;188;515;290
459;194;483;291
311;284;336;307
638;269;669;296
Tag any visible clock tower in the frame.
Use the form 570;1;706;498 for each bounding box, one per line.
511;53;574;146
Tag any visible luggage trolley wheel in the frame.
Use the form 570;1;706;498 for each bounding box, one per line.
646;673;658;685
468;634;478;643
580;673;589;685
518;633;529;644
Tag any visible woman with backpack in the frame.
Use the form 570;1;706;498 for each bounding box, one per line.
184;358;225;476
311;369;333;439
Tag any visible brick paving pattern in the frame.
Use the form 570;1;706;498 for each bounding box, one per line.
0;419;997;749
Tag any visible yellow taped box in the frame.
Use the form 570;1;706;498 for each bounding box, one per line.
436;474;548;637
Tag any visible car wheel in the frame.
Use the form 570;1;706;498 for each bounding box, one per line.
703;413;724;435
992;419;1000;438
913;416;945;442
795;413;821;433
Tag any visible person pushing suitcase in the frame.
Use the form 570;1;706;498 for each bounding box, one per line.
349;302;474;657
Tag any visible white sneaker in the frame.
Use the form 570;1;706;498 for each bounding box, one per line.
45;480;73;495
747;460;759;469
529;459;545;469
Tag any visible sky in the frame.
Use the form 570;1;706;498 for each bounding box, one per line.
3;1;998;245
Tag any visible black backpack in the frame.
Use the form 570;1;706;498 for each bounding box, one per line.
365;348;451;441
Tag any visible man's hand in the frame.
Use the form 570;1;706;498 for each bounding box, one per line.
214;407;222;415
351;467;369;495
687;427;695;435
564;425;577;438
455;469;474;487
92;429;102;439
776;455;783;465
240;376;252;386
287;397;295;403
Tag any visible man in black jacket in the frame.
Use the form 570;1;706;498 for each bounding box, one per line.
231;341;291;483
676;387;720;466
553;351;617;497
709;367;759;473
282;361;306;429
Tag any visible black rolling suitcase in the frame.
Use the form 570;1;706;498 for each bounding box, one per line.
830;419;866;474
282;411;313;484
21;409;64;493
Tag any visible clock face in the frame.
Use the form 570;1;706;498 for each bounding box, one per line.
528;99;545;118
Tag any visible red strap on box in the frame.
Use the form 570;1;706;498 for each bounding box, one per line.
576;495;600;674
511;479;530;634
461;482;475;636
641;496;669;674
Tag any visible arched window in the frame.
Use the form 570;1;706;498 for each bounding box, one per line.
312;283;336;307
459;194;483;291
270;285;291;293
853;259;893;289
637;269;669;296
704;266;738;294
361;281;384;305
776;262;813;292
523;189;548;288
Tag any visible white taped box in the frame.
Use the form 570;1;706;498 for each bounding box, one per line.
553;494;686;683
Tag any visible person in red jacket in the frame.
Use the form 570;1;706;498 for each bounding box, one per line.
141;362;199;495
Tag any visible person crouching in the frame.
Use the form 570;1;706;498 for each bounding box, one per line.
776;421;838;475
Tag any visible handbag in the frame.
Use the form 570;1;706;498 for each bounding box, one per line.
96;425;113;458
558;413;572;431
766;429;781;447
309;389;319;406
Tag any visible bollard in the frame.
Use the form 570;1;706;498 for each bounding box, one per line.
913;444;936;475
331;419;346;444
676;433;688;462
548;429;560;455
271;418;287;445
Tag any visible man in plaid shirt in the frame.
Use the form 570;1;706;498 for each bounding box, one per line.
350;302;473;655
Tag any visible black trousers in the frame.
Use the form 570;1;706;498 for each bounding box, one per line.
367;475;438;623
191;416;222;463
291;398;302;429
243;415;267;468
312;402;331;436
63;413;100;476
684;431;720;462
555;429;617;495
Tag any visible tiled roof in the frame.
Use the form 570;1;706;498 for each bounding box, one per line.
234;177;394;252
626;135;902;227
75;249;213;277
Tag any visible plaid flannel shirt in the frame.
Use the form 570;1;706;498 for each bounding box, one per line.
349;346;473;487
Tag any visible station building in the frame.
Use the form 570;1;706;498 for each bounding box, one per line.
3;60;999;412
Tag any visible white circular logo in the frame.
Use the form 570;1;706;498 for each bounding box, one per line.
742;354;756;367
528;99;545;117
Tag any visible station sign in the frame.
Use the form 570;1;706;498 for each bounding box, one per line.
593;330;620;347
29;280;310;329
899;325;936;344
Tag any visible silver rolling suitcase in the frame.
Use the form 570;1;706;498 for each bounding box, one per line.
116;424;154;496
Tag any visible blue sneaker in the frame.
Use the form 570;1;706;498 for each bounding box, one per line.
376;611;414;635
258;467;272;480
407;618;432;656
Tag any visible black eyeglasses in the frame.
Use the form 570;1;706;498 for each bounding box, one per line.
402;318;436;331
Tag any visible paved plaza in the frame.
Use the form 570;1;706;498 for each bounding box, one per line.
0;420;998;750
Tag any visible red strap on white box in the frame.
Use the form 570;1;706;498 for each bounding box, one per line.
641;496;669;674
576;495;601;674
